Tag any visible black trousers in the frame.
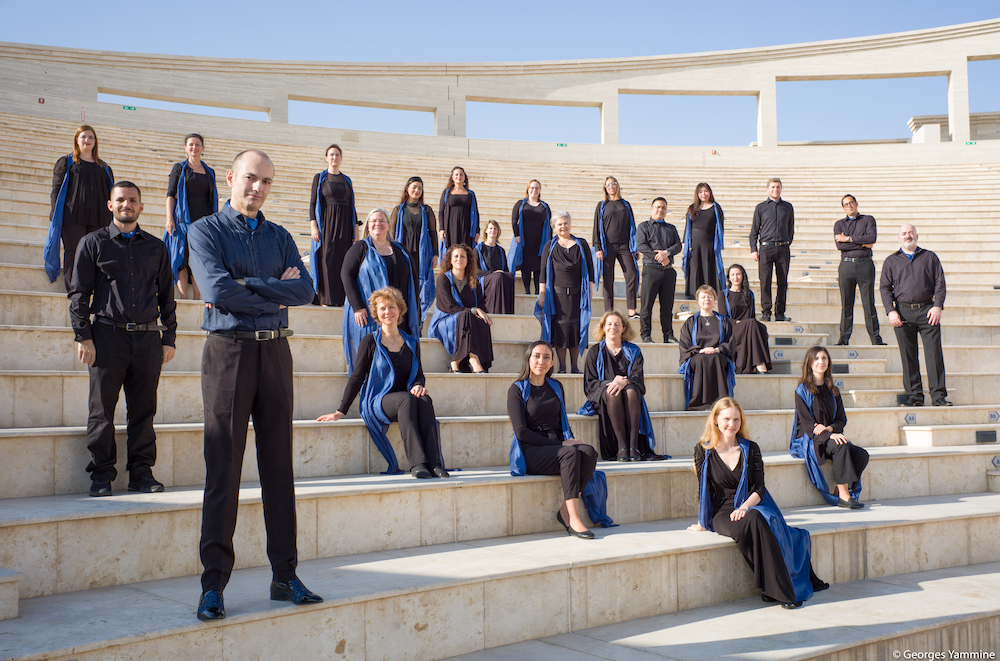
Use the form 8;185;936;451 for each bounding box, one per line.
758;245;790;316
62;222;103;290
639;264;676;340
200;335;298;592
381;391;442;468
819;439;869;486
894;304;947;402
601;242;638;311
86;323;162;481
838;258;880;342
523;441;598;501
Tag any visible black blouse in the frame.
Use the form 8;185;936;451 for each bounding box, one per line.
693;440;766;513
337;333;426;413
582;343;646;404
50;157;114;227
341;240;412;312
479;243;507;273
540;238;594;288
507;381;571;447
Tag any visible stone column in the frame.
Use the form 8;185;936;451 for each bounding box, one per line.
266;94;288;123
435;87;466;137
756;81;778;148
947;59;971;144
601;95;619;145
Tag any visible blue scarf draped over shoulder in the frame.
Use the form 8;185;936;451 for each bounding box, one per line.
594;199;637;289
534;236;592;354
576;341;658;453
789;383;862;505
682;204;725;291
163;160;218;282
395;203;436;322
359;328;430;475
697;438;813;603
44;154;115;283
509;378;614;527
677;312;736;409
428;271;478;356
342;237;419;372
508;198;551;272
308;170;355;287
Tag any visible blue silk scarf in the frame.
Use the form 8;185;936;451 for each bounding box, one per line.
507;198;551;272
163;160;217;281
44;155;114;283
427;271;479;357
789;383;863;505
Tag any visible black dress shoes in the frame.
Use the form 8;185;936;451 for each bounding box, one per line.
641;336;653;344
775;314;792;322
197;590;225;620
616;449;630;462
630;449;642;462
781;601;803;609
89;479;112;497
431;465;450;478
270;577;324;604
933;398;953;407
837;497;864;509
410;464;432;479
556;510;595;539
761;312;771;322
128;473;165;493
872;337;887;346
664;335;679;344
901;398;924;407
761;593;778;603
835;339;849;346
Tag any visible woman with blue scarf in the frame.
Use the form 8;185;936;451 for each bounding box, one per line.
429;243;494;373
580;311;663;462
164;133;217;299
791;347;868;509
720;264;771;374
45;125;114;289
688;398;828;609
438;167;479;250
679;285;736;411
683;183;725;300
341;209;419;372
309;144;357;306
476;220;515;314
509;179;550;295
507;340;598;539
318;287;448;480
592;176;638;317
389;177;438;324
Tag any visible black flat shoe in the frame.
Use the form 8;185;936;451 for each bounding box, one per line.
570;365;581;374
837;497;864;509
89;479;112;497
630;449;642;462
197;590;226;620
761;593;778;603
781;601;803;609
431;465;450;478
567;526;595;540
616;449;630;462
270;577;323;604
410;464;432;479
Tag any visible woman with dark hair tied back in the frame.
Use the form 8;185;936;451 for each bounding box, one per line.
790;346;869;509
678;284;736;411
164;133;217;299
683;182;725;300
44;124;115;288
428;243;494;373
309;144;357;306
390;176;438;325
579;311;665;462
475;220;515;314
592;176;639;317
688;398;829;609
508;340;599;539
318;287;448;479
438;166;479;250
720;263;771;374
509;179;550;295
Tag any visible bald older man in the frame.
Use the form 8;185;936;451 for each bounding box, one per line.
189;150;321;621
879;224;950;407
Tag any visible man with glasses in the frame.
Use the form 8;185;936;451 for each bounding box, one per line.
834;195;884;345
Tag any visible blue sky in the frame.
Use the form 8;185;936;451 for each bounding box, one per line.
1;0;997;145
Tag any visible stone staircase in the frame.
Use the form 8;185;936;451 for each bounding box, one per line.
0;112;998;660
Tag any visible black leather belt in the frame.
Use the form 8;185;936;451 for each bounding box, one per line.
898;300;933;310
759;241;790;247
210;329;294;340
97;317;167;331
841;256;871;262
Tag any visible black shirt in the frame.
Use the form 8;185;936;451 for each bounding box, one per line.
879;247;947;312
166;162;216;223
341;240;412;313
593;199;632;247
68;223;177;345
636;219;682;267
338;333;425;413
834;214;877;259
51;157;114;227
479;243;508;273
540;238;594;289
507;381;572;446
749;198;794;251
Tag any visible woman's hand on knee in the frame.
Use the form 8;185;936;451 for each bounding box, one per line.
409;385;428;398
830;433;850;445
730;505;749;522
562;438;585;446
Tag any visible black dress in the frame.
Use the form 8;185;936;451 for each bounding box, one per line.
679;314;733;411
341;240;416;332
311;172;357;306
440;190;474;249
794;384;869;488
51;156;114;289
166;162;215;272
390;202;438;291
540;238;594;349
479;243;515;315
582;343;655;461
507;381;598;501
434;273;493;371
511;201;548;273
694;441;797;604
722;289;772;374
685;204;724;298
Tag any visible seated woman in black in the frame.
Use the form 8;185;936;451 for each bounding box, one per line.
508;340;598;539
318;287;448;480
720;263;771;374
688;397;828;609
475;219;515;314
678;284;735;411
790;346;869;509
428;243;494;373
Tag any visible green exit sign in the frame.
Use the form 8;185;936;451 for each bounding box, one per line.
123;106;136;111
966;141;977;145
556;143;567;147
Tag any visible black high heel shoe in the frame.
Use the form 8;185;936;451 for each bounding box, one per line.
616;449;630;462
557;510;595;539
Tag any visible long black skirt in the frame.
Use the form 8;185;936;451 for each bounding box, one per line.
551;286;581;349
452;309;494;370
686;352;729;411
731;319;771;374
713;507;796;604
482;271;515;315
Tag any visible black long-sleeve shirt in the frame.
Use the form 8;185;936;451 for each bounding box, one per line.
693;439;766;512
69;223;177;345
833;214;877;259
582;342;646;404
879;248;946;313
636;219;682;267
749;198;794;252
341;240;412;312
337;333;426;413
50;157;114;226
794;383;847;465
507;381;572;446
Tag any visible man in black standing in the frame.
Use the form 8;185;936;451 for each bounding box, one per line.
834;195;885;346
636;197;681;343
749;178;794;321
879;223;950;407
69;181;176;497
188;150;321;621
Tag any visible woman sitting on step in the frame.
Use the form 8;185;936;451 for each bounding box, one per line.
789;346;869;509
719;264;771;374
428;243;494;373
678;285;735;411
475;219;515;315
318;287;448;479
688;397;829;609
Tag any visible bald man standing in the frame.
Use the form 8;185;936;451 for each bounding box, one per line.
879;224;950;407
189;150;321;621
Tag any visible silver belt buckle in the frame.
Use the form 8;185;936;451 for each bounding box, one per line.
255;330;274;340
125;322;139;331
